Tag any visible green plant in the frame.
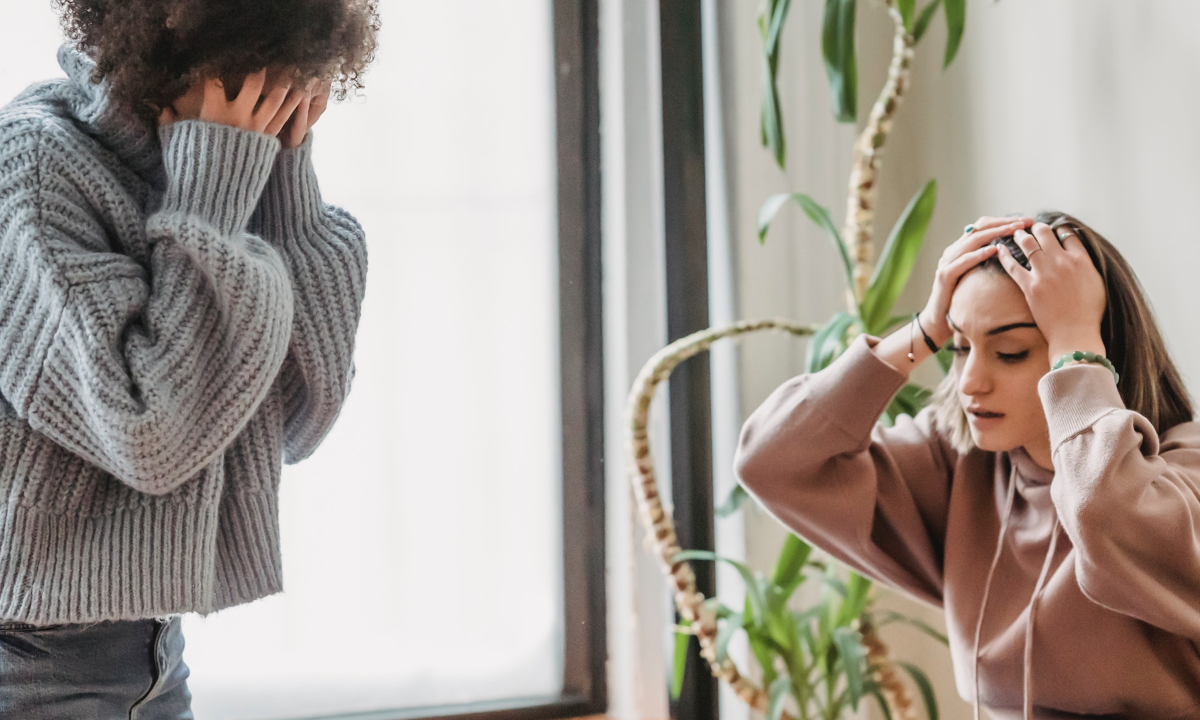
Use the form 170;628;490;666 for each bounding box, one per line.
660;0;985;718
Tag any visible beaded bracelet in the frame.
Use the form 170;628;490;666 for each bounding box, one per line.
1052;350;1120;385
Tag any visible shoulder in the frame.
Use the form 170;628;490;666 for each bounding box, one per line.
0;85;95;189
0;96;54;224
1159;419;1200;457
0;94;126;283
0;80;115;169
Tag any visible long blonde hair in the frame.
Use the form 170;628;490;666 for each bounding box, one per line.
930;211;1194;454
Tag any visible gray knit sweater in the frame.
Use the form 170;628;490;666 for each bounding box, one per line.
0;45;368;624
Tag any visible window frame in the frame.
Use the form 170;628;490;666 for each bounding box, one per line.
342;0;609;718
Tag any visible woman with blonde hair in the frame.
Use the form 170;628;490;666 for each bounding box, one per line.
736;212;1200;719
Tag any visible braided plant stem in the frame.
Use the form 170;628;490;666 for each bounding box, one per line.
625;318;916;719
844;0;916;305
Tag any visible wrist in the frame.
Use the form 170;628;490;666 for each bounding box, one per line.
1047;332;1106;367
916;310;950;348
158;120;280;235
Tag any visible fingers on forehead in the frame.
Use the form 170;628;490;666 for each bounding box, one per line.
240;69;268;95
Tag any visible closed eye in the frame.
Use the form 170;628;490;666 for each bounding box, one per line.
946;345;1029;363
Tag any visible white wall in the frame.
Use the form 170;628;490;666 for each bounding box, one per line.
724;2;1200;719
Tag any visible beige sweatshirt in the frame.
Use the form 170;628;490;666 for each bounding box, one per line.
735;333;1200;719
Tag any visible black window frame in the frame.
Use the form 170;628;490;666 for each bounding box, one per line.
658;0;718;719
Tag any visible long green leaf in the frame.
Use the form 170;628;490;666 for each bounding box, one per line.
861;180;938;334
887;382;933;423
806;312;855;374
765;0;792;73
822;574;849;598
672;619;691;700
897;0;916;33
821;0;858;123
943;0;966;68
762;581;796;650
936;343;954;374
747;626;779;689
868;687;897;720
759;193;857;312
875;609;950;645
715;612;745;664
716;483;751;518
675;550;766;626
914;0;943;42
834;571;872;628
701;596;735;620
767;676;793;720
759;54;787;168
898;661;940;720
758;0;792;168
771;534;814;598
832;627;868;709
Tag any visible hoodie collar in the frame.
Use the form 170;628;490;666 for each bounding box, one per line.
1009;445;1055;487
54;43;165;187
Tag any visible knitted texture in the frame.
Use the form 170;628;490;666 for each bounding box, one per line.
0;45;368;624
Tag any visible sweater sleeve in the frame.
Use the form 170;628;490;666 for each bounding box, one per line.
0;118;294;495
734;333;959;607
1040;364;1200;640
247;131;368;464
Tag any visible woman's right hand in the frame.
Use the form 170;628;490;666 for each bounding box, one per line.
158;69;304;138
917;215;1033;346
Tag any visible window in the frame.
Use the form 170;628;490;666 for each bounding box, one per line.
0;1;604;718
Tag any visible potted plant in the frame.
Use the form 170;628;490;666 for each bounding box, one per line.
626;1;985;718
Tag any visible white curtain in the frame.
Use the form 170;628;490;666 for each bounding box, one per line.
0;2;565;718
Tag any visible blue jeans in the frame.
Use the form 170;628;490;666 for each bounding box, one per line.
0;616;193;719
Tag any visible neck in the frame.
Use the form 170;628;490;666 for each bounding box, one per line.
1023;438;1055;472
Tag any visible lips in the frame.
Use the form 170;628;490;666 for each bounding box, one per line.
967;407;1004;419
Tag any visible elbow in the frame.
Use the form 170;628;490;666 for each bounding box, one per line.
281;393;347;465
112;457;207;497
101;422;234;496
733;422;777;497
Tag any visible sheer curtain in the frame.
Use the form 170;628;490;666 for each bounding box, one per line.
0;2;565;718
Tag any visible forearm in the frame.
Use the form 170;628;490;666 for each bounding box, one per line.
871;313;944;377
250;134;368;462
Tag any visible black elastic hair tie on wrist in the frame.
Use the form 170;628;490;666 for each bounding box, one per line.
912;313;940;354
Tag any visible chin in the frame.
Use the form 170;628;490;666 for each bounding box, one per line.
968;430;1016;454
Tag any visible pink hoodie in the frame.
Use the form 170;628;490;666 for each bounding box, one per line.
734;333;1200;719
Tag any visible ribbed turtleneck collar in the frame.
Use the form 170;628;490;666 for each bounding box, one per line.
55;43;165;186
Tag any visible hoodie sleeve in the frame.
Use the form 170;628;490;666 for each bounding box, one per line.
735;333;960;607
1040;364;1200;640
248;131;368;464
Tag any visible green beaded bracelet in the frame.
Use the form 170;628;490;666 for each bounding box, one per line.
1052;350;1120;385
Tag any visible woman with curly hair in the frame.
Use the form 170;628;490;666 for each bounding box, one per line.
0;1;379;716
737;213;1200;718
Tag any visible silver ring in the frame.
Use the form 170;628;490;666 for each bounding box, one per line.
964;224;976;234
1058;232;1078;242
1027;247;1045;257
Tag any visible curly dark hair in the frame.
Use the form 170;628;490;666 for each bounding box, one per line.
53;0;380;120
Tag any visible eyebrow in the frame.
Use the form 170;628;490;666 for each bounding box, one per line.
946;314;1038;337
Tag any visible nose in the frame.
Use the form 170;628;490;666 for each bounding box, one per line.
957;351;992;397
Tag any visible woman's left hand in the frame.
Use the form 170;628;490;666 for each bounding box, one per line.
280;78;331;150
995;222;1108;363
